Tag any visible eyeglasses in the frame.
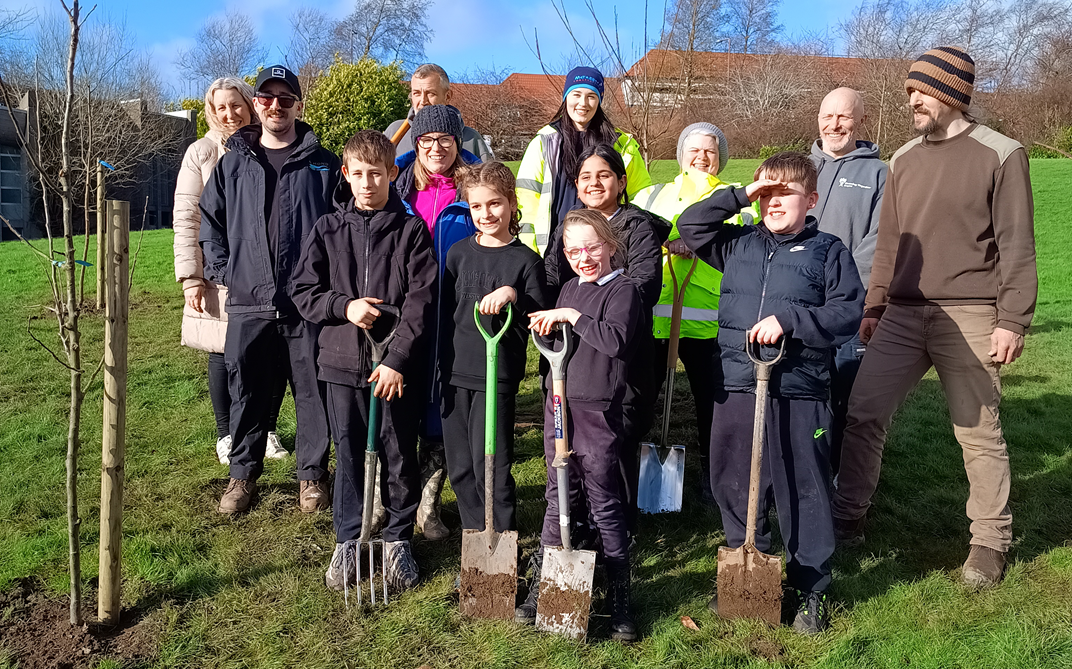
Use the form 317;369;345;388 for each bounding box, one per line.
416;135;456;149
254;93;299;109
563;242;606;260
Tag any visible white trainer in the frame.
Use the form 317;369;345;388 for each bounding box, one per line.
215;435;232;464
265;431;289;459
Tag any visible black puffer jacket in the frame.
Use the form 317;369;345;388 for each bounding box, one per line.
678;186;864;400
199;122;340;317
291;190;438;387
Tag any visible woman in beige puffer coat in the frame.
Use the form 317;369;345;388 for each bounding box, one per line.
173;77;288;464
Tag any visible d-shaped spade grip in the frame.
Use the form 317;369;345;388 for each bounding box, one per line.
474;301;514;458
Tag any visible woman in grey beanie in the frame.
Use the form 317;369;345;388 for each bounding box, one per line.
633;121;756;505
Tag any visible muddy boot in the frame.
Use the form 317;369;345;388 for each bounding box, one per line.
607;566;638;642
699;456;716;507
515;549;543;624
368;467;387;536
416;440;449;541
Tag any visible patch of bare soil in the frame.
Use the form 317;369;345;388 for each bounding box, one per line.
0;580;158;669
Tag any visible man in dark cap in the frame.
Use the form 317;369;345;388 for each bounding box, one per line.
200;65;341;514
831;47;1037;589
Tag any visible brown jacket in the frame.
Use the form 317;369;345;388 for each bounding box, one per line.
173;130;228;353
866;124;1037;335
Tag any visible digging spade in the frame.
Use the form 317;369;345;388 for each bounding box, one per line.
345;304;401;609
532;324;596;641
638;251;698;514
459;302;519;620
715;332;785;626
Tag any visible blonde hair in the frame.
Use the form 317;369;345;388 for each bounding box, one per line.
203;77;257;135
562;208;620;257
456;162;521;236
414;148;463;191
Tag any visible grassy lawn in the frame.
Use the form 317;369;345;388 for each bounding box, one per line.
0;160;1070;668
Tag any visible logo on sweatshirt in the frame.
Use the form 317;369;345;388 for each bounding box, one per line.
790;245;806;252
838;178;872;189
814;428;828;439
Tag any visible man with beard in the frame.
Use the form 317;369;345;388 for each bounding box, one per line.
200;65;340;514
830;47;1037;589
809;88;887;475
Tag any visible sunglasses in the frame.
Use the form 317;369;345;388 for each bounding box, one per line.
254;93;299;109
563;241;606;260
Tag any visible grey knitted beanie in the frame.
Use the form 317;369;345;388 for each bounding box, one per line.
677;122;728;175
411;104;464;142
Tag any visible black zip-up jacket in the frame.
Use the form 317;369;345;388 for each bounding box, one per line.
678;186;864;400
199;122;341;317
544;203;671;310
291;189;438;387
549;272;642;411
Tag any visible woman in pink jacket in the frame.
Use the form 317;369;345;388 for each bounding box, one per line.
172;77;287;464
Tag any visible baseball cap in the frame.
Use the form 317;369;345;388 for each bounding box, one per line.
255;65;302;100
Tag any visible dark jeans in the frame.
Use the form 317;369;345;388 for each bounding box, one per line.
541;398;629;570
224;314;330;482
710;392;834;593
830;334;866;475
441;385;517;532
326;382;421;543
208;352;287;439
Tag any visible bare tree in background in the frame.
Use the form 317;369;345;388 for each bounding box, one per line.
720;0;783;54
335;0;432;71
176;11;266;91
286;7;343;83
658;0;723;113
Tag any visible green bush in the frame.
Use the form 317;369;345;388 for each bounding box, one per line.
303;58;409;156
182;98;209;139
1029;125;1072;159
758;139;809;159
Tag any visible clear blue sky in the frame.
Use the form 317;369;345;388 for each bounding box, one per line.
1;0;853;91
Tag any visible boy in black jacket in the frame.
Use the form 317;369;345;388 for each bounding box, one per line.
677;152;864;635
292;130;438;593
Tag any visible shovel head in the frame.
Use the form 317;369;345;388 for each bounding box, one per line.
536;546;596;640
637;443;686;513
459;528;518;620
716;544;782;626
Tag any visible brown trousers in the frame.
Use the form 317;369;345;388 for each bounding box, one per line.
831;304;1013;551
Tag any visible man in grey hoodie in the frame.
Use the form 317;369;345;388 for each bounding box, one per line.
809;87;888;475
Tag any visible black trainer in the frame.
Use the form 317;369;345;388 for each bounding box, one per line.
515;549;543;624
607;566;638;642
792;590;830;635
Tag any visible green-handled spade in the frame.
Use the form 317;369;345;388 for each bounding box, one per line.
459;302;519;620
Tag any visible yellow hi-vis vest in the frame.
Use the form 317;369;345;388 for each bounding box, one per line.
634;170;758;340
516;125;652;255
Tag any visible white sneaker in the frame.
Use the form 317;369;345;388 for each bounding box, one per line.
265;431;289;459
215;435;232;464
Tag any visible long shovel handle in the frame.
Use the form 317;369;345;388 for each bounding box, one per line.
660;251;699;446
744;333;785;548
389;119;410;146
476;302;513;533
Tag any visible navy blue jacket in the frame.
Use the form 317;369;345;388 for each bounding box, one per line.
199;122;341;317
678;187;864;400
291;189;437;387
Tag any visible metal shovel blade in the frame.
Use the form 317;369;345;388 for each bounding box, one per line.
536;545;596;640
637;443;686;513
716;544;782;626
459;528;518;620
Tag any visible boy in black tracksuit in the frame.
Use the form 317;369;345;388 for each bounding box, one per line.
292;130;437;593
677;152;864;635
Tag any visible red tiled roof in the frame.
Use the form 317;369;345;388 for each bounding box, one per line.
626;49;891;85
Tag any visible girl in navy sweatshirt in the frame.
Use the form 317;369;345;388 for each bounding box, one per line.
439;162;549;537
521;208;641;642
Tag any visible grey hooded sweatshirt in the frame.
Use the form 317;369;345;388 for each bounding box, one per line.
809;140;887;288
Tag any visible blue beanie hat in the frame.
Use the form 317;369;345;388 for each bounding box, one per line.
563;66;605;101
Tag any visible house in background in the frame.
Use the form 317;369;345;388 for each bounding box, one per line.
0;101;30;240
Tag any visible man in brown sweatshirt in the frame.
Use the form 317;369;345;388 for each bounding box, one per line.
831;46;1037;588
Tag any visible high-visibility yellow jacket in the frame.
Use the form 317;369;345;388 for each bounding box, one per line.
634;170;758;340
516;124;652;254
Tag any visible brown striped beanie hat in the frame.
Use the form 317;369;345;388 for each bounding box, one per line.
905;46;975;111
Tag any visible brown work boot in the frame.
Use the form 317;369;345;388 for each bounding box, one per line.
833;515;866;548
299;478;331;513
961;545;1006;589
218;478;257;514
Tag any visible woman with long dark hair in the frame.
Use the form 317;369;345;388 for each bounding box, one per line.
515;67;651;256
